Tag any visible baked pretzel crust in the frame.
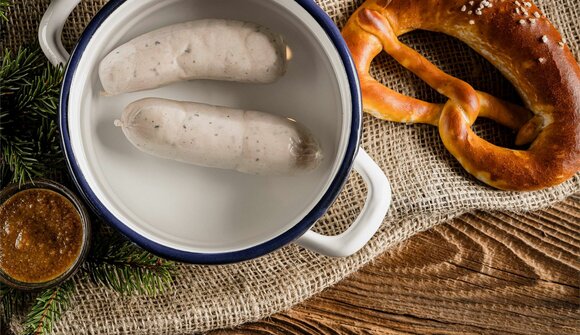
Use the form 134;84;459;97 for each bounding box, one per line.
342;0;580;191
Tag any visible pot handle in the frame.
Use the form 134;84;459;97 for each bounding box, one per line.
38;0;81;65
296;148;391;257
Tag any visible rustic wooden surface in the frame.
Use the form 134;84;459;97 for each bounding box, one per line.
213;195;580;335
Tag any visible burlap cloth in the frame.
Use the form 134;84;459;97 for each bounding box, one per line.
3;0;579;334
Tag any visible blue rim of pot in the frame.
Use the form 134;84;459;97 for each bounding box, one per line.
59;0;362;264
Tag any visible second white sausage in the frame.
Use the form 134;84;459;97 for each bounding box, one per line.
115;98;322;175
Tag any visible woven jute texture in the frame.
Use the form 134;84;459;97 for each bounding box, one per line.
3;0;580;334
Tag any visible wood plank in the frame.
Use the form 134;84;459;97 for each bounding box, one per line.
214;196;580;334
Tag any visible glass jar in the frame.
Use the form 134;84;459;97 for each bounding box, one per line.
0;179;91;290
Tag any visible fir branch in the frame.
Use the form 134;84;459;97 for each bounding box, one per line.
22;281;75;335
1;136;40;186
1;282;15;325
34;118;66;175
15;65;62;120
0;45;65;185
0;0;10;22
85;233;176;295
1;283;33;329
0;47;44;94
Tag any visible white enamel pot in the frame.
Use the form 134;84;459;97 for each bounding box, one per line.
39;0;392;264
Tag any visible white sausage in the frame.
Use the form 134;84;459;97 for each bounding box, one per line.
99;19;287;95
115;98;322;175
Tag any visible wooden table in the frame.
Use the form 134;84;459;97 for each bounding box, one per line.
214;195;580;335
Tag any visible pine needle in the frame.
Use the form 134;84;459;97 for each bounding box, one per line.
15;65;63;120
85;232;176;295
0;0;10;22
1;282;15;325
22;281;75;335
1;283;34;329
0;47;44;92
1;138;39;185
0;45;65;185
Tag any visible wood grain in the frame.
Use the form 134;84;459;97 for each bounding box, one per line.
213;195;580;335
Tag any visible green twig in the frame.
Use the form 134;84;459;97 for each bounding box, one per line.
0;0;10;22
0;45;65;185
22;281;75;335
85;232;176;295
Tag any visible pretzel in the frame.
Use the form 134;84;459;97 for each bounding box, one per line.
342;0;580;191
